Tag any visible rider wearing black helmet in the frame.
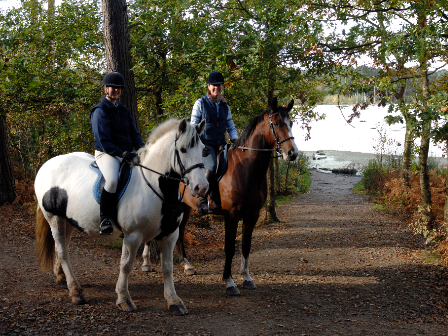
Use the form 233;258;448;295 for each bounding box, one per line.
190;70;238;216
90;71;144;235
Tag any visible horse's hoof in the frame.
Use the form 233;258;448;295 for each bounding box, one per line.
226;286;240;296
117;299;137;312
57;280;68;289
141;265;152;272
71;293;86;305
184;268;197;276
169;302;188;316
243;280;257;290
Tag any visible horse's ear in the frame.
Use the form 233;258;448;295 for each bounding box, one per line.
178;119;187;135
271;97;278;112
286;99;294;112
196;119;206;136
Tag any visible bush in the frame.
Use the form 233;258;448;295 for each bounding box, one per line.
361;159;390;195
278;151;311;195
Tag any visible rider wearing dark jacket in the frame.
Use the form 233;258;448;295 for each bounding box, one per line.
91;97;144;157
90;71;144;235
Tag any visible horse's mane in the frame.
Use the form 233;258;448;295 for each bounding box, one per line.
232;107;289;149
138;119;199;160
145;119;180;147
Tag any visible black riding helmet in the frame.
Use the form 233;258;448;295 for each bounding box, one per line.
102;70;125;88
208;71;224;85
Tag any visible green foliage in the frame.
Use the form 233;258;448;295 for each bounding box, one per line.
0;0;103;176
278;151;311;195
352;179;366;195
129;0;326;136
361;159;390;196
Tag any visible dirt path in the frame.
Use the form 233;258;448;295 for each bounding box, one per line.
1;170;447;335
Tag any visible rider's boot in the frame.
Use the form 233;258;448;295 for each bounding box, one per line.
197;170;219;216
99;188;116;235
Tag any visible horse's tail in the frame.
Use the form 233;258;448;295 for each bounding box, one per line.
35;205;55;272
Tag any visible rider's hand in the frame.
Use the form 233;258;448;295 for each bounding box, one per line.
122;151;140;164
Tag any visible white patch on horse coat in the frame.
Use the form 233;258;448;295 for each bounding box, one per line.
225;277;237;289
240;255;253;283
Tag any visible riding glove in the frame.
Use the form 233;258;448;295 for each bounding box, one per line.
122;151;140;164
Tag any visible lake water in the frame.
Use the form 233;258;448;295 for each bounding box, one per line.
291;105;446;174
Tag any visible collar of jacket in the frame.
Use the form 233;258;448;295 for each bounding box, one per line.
102;96;120;108
207;92;227;104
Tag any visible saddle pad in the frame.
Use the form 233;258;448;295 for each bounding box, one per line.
89;162;132;204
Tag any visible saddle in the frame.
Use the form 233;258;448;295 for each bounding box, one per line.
215;143;231;182
205;143;230;213
89;161;132;204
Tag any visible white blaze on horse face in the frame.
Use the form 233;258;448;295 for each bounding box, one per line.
282;115;299;161
180;139;208;198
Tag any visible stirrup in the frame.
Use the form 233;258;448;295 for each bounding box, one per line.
99;218;113;235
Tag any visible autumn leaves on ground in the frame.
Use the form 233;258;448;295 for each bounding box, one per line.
1;170;448;335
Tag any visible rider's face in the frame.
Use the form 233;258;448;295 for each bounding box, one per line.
104;86;122;103
207;83;224;102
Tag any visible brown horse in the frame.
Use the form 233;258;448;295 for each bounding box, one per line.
142;97;298;295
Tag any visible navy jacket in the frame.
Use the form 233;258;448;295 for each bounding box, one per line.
199;96;229;146
90;97;144;157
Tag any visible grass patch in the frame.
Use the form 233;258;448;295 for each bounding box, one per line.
422;248;441;264
275;195;294;206
103;239;123;249
298;171;312;193
371;201;392;212
353;179;366;194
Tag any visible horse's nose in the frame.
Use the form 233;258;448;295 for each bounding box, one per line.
193;182;209;197
288;149;298;161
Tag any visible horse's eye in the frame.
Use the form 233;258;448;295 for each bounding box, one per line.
180;148;187;153
274;122;279;127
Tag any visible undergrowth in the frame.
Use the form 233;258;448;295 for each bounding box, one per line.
361;159;448;266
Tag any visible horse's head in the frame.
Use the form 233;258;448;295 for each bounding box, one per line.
174;119;209;197
267;97;299;161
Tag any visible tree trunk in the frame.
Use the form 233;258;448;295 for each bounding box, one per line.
396;83;412;188
274;156;280;193
0;115;17;205
101;0;140;130
264;83;279;222
265;159;280;223
416;11;435;231
418;67;434;230
419;131;434;229
402;114;413;188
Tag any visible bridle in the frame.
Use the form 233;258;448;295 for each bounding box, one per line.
136;134;204;202
238;112;295;154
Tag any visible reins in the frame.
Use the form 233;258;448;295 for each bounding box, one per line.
238;112;294;156
136;135;204;203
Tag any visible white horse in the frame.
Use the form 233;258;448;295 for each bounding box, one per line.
35;119;208;315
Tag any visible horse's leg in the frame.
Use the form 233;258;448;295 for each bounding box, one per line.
53;225;75;289
115;233;142;312
158;229;188;316
141;241;152;272
50;218;86;305
223;213;240;296
176;206;196;275
240;212;259;290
